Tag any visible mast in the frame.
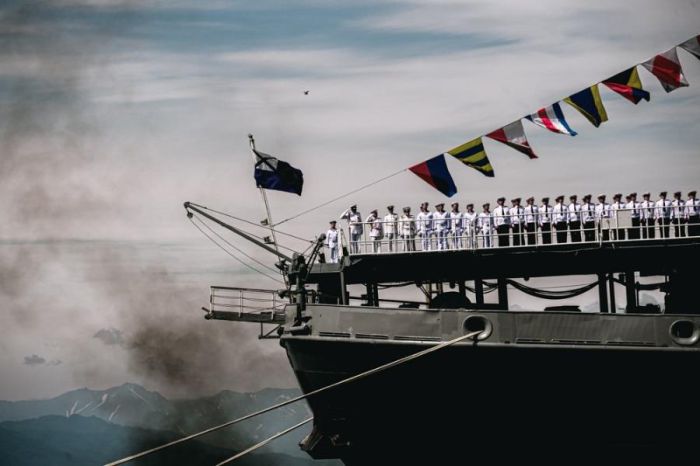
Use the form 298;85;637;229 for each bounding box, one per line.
248;133;287;286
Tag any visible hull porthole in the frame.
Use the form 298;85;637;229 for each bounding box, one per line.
463;315;492;341
670;320;699;346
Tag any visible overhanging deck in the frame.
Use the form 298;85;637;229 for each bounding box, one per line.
309;237;700;284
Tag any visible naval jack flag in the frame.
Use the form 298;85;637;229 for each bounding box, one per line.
253;150;304;196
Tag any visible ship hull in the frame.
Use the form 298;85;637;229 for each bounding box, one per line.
281;307;700;464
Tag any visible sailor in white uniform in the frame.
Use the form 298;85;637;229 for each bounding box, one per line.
523;197;539;245
640;193;655;239
399;206;416;251
553;195;568;244
626;193;641;240
493;197;510;247
510;198;525;247
366;209;383;253
686;191;699;237
450;202;463;249
325;220;340;263
581;194;596;242
478;203;493;248
340;204;363;253
416;202;434;251
433;203;450;250
383;205;399;252
671;191;686;238
611;193;625;241
655;191;672;239
539;197;552;244
464;203;477;249
595;194;611;241
568;195;582;243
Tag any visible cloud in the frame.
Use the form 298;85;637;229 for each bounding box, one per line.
94;327;125;346
23;354;46;366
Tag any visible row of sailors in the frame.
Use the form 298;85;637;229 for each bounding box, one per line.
331;191;699;256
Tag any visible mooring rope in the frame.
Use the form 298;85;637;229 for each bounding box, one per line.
103;329;481;465
214;418;313;466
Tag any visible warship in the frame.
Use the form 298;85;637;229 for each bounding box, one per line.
185;198;700;464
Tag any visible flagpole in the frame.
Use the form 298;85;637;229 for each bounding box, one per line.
248;134;286;286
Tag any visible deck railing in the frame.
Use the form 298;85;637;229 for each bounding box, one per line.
208;286;286;319
338;207;700;255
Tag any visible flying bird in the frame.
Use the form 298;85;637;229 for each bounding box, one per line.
303;90;309;95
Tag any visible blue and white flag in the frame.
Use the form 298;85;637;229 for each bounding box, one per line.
254;150;304;196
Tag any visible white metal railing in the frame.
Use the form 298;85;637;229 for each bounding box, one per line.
209;286;285;319
337;207;700;255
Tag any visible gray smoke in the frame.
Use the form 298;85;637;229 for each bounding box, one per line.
0;2;295;400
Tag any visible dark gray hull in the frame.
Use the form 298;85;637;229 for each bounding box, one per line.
280;306;700;464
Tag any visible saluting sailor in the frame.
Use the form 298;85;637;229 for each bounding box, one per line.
464;203;477;249
399;206;416;251
568;195;582;243
510;198;525;247
450;202;463;249
539;197;553;244
416;202;433;251
325;220;340;263
686;191;699;237
595;194;611;241
655;191;672;239
366;209;383;253
626;193;641;240
640;193;655;239
384;205;399;252
581;194;596;242
493;197;510;247
433;202;451;250
478;203;494;248
671;191;686;238
553;195;568;244
524;197;539;245
340;204;363;253
611;193;625;241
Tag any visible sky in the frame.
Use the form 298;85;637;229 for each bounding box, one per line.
1;0;699;400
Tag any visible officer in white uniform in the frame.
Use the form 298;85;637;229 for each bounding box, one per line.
478;203;493;248
671;191;686;238
366;209;383;253
595;194;611;241
686;191;699;237
325;220;340;263
493;197;510;247
626;193;641;240
450;202;463;249
580;194;596;242
553;195;568;244
611;193;625;241
523;197;539;245
340;204;363;253
655;191;672;239
640;193;655;239
539;197;553;244
568;195;582;243
510;198;525;246
416;202;433;251
433;203;451;250
463;203;477;249
399;206;416;251
384;205;399;252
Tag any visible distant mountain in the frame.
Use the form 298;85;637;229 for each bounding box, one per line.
0;384;340;463
0;415;322;466
0;383;173;429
